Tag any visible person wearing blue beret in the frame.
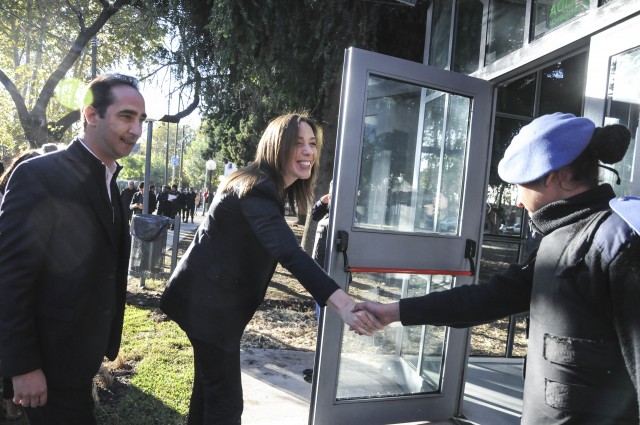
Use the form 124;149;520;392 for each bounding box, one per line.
355;112;640;424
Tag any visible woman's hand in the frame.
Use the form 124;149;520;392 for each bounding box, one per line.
352;301;401;327
326;289;383;336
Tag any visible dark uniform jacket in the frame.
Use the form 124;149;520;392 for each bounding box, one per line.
0;139;130;387
160;178;340;351
399;184;640;424
156;191;172;217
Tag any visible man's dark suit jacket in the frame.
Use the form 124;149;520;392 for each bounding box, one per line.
160;178;340;351
0;139;130;387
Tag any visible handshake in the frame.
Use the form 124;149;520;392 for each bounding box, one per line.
326;289;401;336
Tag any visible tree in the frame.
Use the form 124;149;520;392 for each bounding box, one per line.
0;0;199;156
158;0;429;251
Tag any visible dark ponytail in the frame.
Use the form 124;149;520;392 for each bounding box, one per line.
568;123;631;187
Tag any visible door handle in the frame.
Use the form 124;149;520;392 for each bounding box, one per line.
465;239;477;276
336;230;350;272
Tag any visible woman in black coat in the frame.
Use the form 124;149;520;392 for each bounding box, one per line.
160;113;381;425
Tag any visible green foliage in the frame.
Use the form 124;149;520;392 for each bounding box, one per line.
157;0;429;166
0;0;168;148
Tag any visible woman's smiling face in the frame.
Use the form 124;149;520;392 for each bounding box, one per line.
283;120;317;187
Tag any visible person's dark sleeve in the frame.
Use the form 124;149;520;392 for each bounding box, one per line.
240;182;340;305
130;192;141;209
149;193;157;213
399;251;535;327
0;163;53;376
608;235;640;414
311;200;329;222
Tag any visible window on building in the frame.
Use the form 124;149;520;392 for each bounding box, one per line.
429;0;453;69
453;0;484;74
532;0;590;40
603;46;640;197
539;53;588;116
486;0;526;65
496;73;536;117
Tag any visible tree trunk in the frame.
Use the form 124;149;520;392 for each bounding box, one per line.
301;76;341;256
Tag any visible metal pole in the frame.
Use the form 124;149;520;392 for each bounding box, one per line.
164;76;171;185
172;122;179;184
139;120;155;289
143;121;153;214
179;125;185;187
91;38;97;78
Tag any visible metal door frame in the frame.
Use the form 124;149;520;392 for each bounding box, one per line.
309;47;493;425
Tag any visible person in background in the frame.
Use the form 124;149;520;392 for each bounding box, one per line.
200;188;208;216
302;180;333;383
356;113;639;425
0;73;145;424
148;184;158;214
0;151;40;206
157;185;173;228
184;187;196;223
160;113;382;425
169;184;181;224
120;180;136;222
130;181;146;215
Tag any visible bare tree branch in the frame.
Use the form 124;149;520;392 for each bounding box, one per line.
0;68;32;131
50;109;82;140
31;0;131;122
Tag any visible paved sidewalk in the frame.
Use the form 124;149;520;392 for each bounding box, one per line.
238;348;523;425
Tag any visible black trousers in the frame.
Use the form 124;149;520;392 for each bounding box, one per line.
23;382;96;425
188;336;243;425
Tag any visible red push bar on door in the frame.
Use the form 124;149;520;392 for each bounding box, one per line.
347;267;473;276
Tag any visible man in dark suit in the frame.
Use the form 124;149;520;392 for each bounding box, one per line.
120;180;136;221
0;73;146;424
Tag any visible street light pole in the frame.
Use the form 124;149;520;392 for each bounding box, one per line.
205;160;217;191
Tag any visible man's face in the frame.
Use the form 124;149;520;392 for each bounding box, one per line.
85;84;146;164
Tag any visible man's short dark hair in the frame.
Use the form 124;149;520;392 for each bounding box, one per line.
82;73;140;128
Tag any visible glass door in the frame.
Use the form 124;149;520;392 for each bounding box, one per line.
584;14;640;197
310;48;492;425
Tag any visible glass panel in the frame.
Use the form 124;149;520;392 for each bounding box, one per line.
336;272;453;400
496;73;536;116
472;239;532;357
356;74;471;235
453;0;484;74
532;0;589;40
486;0;526;65
486;117;527;237
429;0;453;69
604;46;640;197
539;52;587;116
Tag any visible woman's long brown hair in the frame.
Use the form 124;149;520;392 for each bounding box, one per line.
219;113;322;214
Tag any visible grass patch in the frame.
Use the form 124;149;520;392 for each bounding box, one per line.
95;278;193;425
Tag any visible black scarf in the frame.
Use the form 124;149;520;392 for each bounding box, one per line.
529;184;615;236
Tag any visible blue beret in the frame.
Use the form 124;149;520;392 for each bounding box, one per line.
498;113;596;184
